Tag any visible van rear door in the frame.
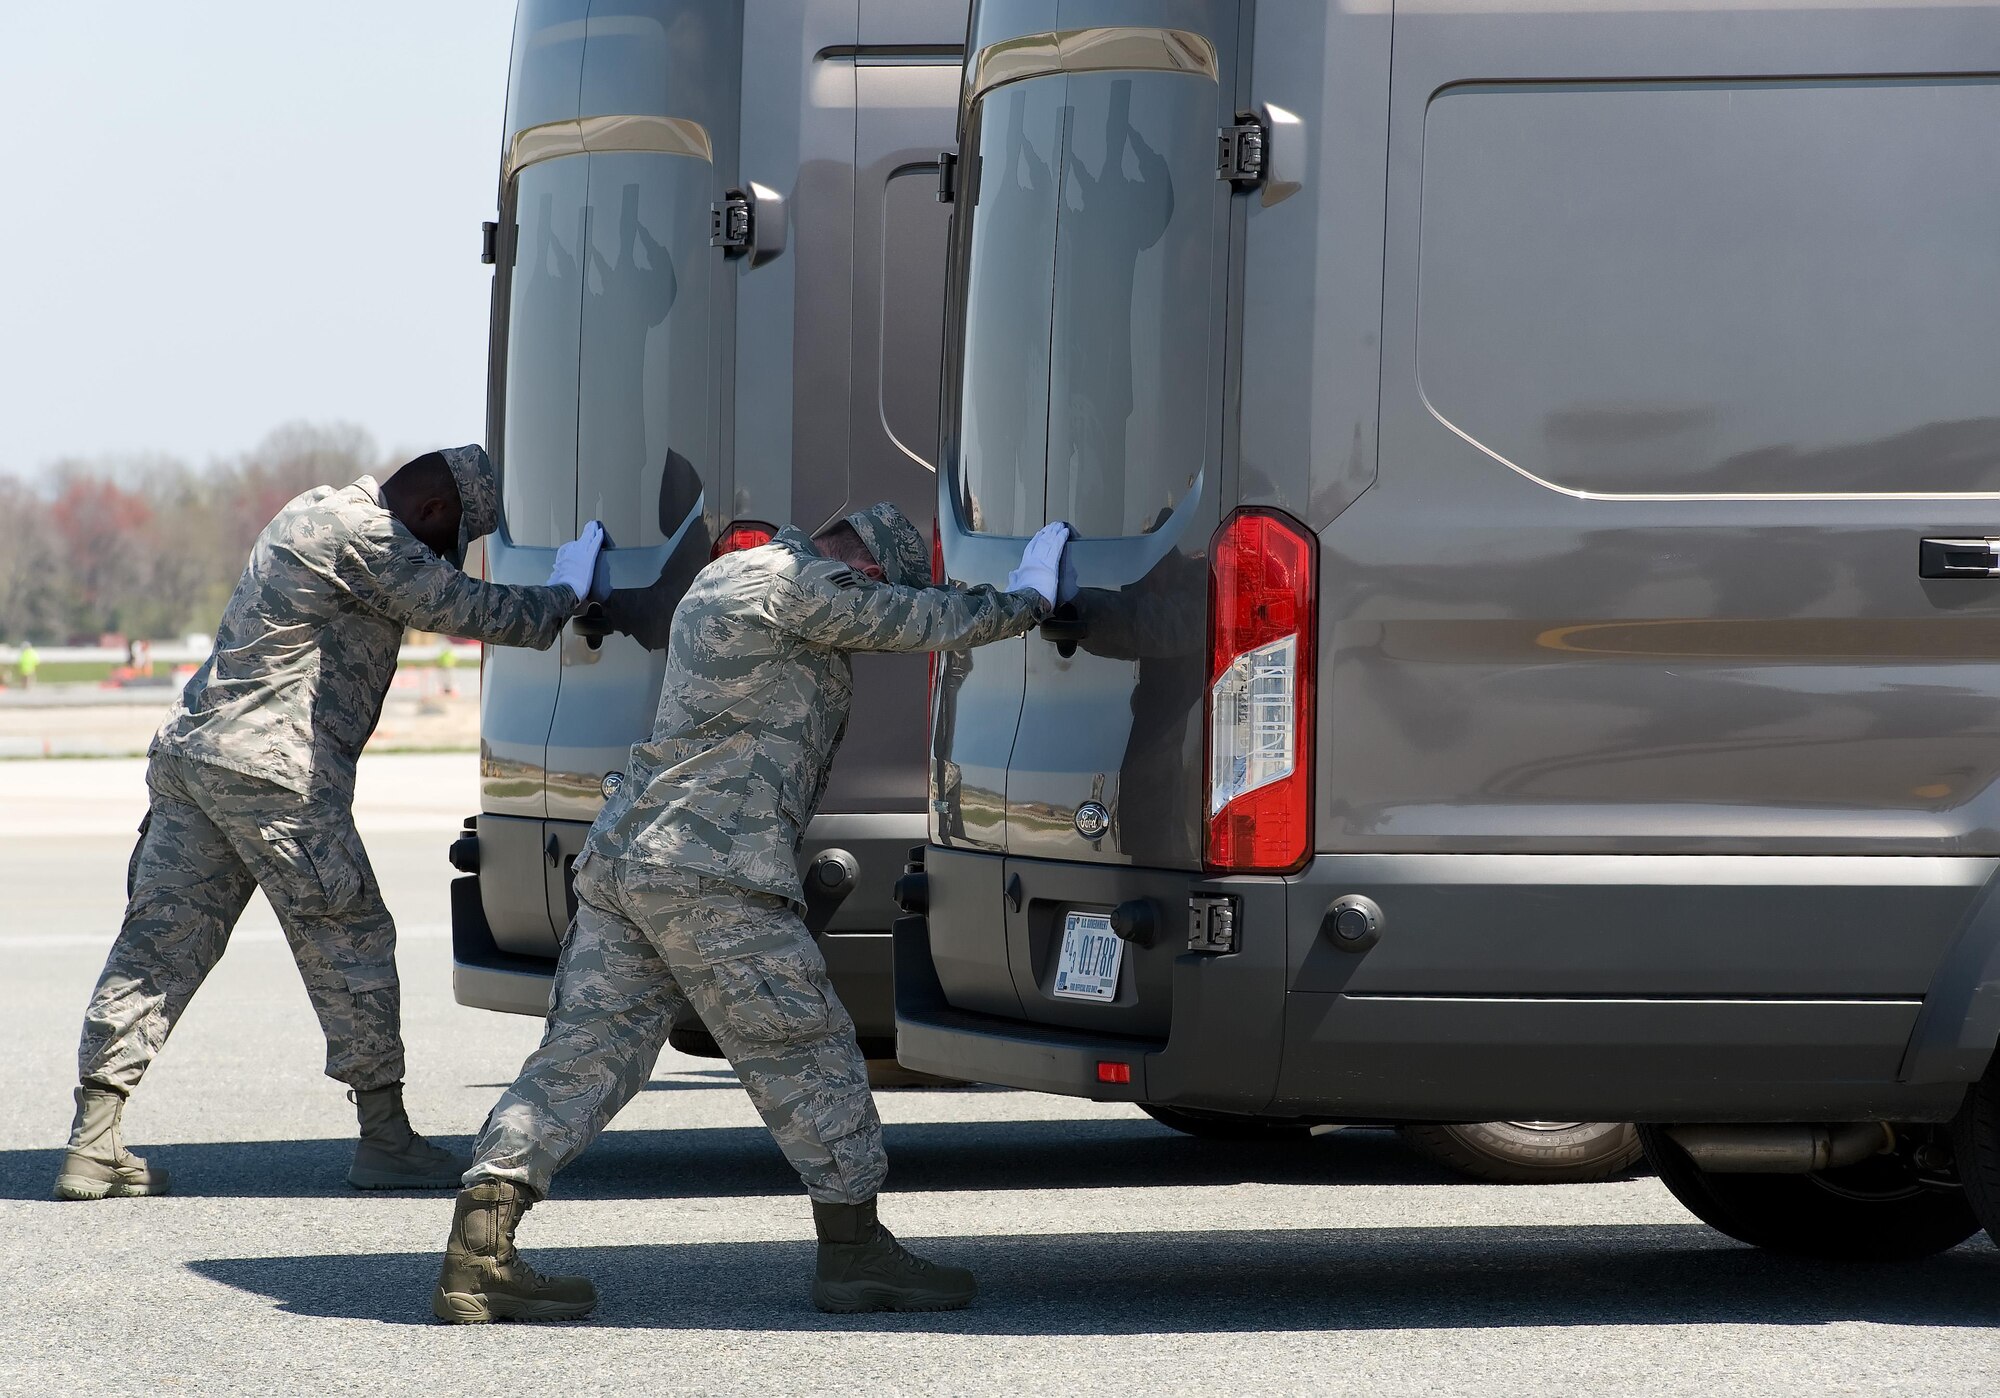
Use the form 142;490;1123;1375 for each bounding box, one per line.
935;6;1241;871
933;5;1243;1031
483;3;735;949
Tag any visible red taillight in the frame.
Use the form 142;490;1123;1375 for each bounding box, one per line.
1204;508;1316;874
1096;1061;1131;1085
712;520;776;559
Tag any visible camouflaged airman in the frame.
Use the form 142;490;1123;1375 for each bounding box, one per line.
56;447;605;1202
433;504;1070;1321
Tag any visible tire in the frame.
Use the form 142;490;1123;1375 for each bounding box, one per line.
1140;1104;1314;1141
1398;1121;1643;1184
1949;1059;2000;1249
1639;1124;1979;1261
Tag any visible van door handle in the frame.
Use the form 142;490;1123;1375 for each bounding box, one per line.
1038;604;1088;657
1919;538;2000;578
572;602;612;649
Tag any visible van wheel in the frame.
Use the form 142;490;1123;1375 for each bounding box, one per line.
1948;1056;2000;1248
1140;1105;1313;1141
1398;1121;1643;1183
1639;1124;1979;1260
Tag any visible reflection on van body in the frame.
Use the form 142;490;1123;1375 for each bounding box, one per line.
906;0;2000;1221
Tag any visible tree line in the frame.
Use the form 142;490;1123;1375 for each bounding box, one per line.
0;422;400;644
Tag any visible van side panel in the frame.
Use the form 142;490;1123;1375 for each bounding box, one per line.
861;0;968;46
1236;0;1391;530
1289;2;2000;1055
1340;4;2000;865
816;60;958;817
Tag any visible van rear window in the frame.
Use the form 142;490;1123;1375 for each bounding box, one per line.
501;159;585;547
954;71;1218;536
1417;79;2000;497
499;150;710;547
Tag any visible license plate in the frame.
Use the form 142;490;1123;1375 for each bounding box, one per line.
1053;912;1124;1002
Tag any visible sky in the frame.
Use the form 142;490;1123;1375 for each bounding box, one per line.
0;2;517;475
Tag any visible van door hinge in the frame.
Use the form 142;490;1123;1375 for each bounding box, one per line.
711;184;786;267
936;150;958;204
1188;893;1239;954
480;220;498;264
710;191;753;252
1217;117;1266;189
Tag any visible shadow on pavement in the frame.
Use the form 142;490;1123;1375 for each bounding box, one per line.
0;1119;1468;1202
465;1071;1014;1094
188;1224;2000;1334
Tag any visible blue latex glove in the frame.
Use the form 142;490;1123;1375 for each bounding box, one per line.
547;520;605;603
1005;520;1071;606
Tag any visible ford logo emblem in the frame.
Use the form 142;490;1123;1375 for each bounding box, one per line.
1073;801;1110;840
600;772;625;800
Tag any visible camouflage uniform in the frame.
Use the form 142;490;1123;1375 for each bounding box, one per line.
469;506;1047;1203
77;447;577;1094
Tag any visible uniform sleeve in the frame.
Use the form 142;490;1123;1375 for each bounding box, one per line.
338;528;577;648
764;558;1049;653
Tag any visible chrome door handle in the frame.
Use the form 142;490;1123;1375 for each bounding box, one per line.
1919;538;2000;578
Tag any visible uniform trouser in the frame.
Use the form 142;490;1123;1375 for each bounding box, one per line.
467;852;887;1205
76;753;405;1095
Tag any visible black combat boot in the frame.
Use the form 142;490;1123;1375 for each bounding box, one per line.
810;1197;978;1313
432;1179;597;1323
349;1082;466;1189
54;1085;171;1200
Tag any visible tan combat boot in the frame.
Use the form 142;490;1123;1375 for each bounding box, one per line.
349;1082;466;1189
432;1179;597;1323
810;1198;978;1313
54;1085;171;1200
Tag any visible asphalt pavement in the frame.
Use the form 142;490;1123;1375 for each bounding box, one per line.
3;754;1997;1397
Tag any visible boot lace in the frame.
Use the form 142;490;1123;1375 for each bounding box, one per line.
486;1199;560;1286
873;1225;942;1275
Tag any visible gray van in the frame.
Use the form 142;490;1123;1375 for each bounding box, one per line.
447;0;967;1057
450;0;1638;1186
900;0;2000;1256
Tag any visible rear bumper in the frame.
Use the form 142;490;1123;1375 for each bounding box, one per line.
894;850;1988;1123
892;913;1160;1099
450;875;556;1017
449;811;921;1049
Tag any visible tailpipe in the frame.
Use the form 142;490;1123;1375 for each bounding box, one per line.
1664;1123;1894;1174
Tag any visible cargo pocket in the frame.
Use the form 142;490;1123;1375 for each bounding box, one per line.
342;962;399;995
334;960;404;1084
262;829;366;919
708;946;836;1046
